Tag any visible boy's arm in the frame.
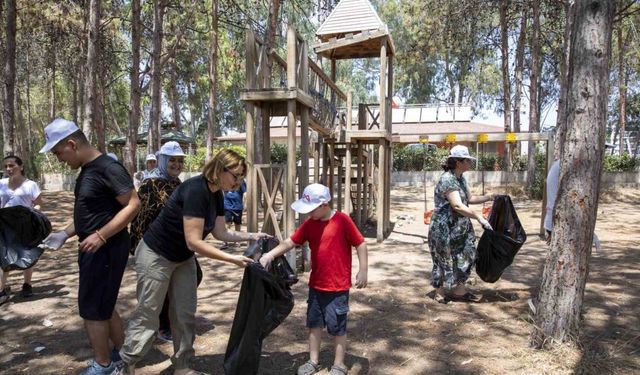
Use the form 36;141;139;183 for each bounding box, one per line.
259;238;297;269
355;242;368;288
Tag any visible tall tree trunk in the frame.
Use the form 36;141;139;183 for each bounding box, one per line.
168;59;182;131
513;8;528;142
499;0;512;169
530;0;614;348
125;0;141;175
526;0;541;194
554;1;575;160
256;0;281;164
617;26;626;155
83;0;103;150
49;32;57;120
148;0;165;154
206;0;218;161
2;0;16;156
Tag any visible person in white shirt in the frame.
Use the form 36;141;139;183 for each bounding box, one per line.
0;155;43;304
544;159;600;250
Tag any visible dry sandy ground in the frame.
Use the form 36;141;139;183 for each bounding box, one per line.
0;187;638;375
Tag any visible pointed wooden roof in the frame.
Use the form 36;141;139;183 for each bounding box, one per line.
314;0;394;59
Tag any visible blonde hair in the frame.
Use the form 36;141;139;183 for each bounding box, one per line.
202;149;247;185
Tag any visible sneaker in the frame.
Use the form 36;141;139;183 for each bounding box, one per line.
111;362;135;375
220;243;229;250
20;283;33;298
79;360;115;375
111;348;123;367
156;329;173;343
0;287;10;306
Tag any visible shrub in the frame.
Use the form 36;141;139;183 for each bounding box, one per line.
603;153;637;172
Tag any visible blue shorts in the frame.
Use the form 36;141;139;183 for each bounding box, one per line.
224;209;243;225
306;288;349;336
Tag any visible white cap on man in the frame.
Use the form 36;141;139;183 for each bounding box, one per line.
145;154;157;162
159;141;186;157
107;153;118;161
448;145;476;160
290;183;331;214
39;118;80;153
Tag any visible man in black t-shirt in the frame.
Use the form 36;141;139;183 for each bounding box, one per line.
39;119;140;375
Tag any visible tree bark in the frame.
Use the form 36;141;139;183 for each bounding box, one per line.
206;0;218;161
513;8;528;135
2;0;16;156
168;59;182;131
526;0;541;194
148;0;166;154
617;26;626;155
530;0;614;348
255;0;281;164
499;0;512;169
124;0;141;175
554;1;575;160
83;0;103;151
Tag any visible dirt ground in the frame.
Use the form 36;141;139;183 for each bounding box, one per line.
0;186;638;375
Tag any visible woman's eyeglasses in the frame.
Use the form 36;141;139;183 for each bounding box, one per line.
224;168;243;182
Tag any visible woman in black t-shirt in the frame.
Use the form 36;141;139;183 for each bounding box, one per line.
118;149;267;375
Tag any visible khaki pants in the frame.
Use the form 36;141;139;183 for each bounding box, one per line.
120;240;197;369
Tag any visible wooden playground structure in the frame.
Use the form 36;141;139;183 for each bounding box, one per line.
241;0;395;266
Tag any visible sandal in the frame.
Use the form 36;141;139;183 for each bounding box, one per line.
448;292;481;303
297;360;321;375
433;293;449;304
329;365;348;375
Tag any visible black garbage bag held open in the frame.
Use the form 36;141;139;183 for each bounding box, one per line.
0;206;52;272
475;195;526;283
223;238;297;375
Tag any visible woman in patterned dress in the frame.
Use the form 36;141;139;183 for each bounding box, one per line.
427;145;494;303
129;141;197;342
0;155;43;304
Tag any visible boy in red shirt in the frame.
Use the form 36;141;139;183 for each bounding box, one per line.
260;183;368;375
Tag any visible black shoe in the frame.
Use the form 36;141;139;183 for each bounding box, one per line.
20;283;33;298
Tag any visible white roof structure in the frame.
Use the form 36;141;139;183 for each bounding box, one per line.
316;0;388;40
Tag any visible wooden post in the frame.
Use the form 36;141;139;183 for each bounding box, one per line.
356;141;363;225
386;55;393;235
345;91;353;215
377;38;388;242
284;26;297;268
245;30;258;233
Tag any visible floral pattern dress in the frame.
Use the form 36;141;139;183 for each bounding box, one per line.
427;171;476;291
129;178;181;254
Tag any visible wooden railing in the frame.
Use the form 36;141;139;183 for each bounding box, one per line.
245;27;348;136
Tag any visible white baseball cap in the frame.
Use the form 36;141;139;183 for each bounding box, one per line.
39;118;80;153
159;141;186;157
145;154;157;162
448;145;476;160
291;183;331;214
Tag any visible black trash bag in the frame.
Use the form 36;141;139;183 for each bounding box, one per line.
223;239;296;375
475;195;526;283
0;206;52;272
243;237;298;286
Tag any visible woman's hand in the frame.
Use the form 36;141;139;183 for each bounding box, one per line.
229;255;255;268
251;232;272;241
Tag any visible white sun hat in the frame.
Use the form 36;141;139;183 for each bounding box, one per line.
145;154;157;162
39;118;80;153
448;145;476;160
290;183;331;214
159;141;186;157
